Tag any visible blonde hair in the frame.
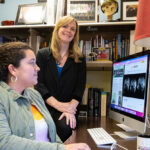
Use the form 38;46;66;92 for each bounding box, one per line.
50;16;83;63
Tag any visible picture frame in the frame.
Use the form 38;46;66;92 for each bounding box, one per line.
15;3;46;25
67;0;97;23
122;1;138;21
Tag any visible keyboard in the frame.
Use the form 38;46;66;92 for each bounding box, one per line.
87;127;117;147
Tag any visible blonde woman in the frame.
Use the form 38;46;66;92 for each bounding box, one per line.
35;16;86;142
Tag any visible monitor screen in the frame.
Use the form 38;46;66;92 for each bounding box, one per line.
109;52;150;134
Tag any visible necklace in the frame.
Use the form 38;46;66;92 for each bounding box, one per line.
56;53;68;65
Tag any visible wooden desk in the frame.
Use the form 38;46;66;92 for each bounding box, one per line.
65;117;136;150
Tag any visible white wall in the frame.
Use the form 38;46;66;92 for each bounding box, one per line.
0;0;37;25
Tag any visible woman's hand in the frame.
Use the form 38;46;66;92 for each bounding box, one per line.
60;102;77;114
59;112;76;129
46;96;79;114
65;143;91;150
46;97;79;114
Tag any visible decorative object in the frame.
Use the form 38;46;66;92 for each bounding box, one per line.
67;0;97;23
134;0;150;48
38;0;47;2
99;0;121;22
15;3;46;25
0;0;4;3
122;1;138;21
1;20;14;26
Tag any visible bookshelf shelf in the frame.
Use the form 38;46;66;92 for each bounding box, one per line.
86;61;112;71
0;21;136;29
0;21;133;71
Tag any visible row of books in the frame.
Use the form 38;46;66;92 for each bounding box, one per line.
79;87;110;117
79;33;130;61
0;36;29;45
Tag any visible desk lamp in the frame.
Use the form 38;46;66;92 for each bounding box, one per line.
134;1;150;148
134;0;150;48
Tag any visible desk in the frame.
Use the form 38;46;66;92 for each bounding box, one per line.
65;117;137;150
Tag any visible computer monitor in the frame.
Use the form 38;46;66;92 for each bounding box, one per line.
109;51;150;138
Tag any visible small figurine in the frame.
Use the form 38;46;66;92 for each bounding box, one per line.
100;0;118;21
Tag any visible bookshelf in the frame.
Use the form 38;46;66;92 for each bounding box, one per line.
0;21;135;86
86;61;112;71
0;21;136;117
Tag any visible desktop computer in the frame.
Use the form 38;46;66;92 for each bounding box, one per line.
109;51;150;138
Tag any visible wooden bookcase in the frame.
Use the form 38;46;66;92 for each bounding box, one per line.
0;21;135;92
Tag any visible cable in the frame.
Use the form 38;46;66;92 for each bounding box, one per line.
116;144;128;150
111;143;128;150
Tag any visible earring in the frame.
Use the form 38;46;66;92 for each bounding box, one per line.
11;76;18;82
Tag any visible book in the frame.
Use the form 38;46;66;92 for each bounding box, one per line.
88;88;94;116
101;92;107;116
93;88;101;117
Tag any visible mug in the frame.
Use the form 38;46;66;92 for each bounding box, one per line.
137;134;150;150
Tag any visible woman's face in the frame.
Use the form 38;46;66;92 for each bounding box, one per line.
14;49;40;88
58;20;76;44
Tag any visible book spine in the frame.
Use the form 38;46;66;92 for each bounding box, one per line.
101;92;107;116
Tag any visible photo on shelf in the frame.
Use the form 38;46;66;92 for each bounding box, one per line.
99;0;121;22
67;0;98;23
92;47;110;61
122;1;138;21
15;3;46;25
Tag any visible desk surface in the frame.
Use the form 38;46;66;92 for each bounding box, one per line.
65;117;136;150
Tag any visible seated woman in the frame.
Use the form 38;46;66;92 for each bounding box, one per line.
0;41;90;150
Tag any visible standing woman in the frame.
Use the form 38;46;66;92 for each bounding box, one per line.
35;16;86;142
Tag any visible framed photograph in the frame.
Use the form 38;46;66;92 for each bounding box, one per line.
67;0;97;23
0;0;4;3
15;3;46;25
122;1;138;21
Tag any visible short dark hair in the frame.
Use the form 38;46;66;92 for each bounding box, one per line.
0;42;33;82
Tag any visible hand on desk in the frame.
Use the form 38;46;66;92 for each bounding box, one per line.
59;112;76;129
65;143;91;150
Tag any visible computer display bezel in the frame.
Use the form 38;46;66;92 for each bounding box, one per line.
110;51;150;123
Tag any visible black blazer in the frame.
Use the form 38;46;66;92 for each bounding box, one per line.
35;47;86;111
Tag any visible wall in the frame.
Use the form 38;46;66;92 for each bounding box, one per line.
0;0;37;25
87;71;112;92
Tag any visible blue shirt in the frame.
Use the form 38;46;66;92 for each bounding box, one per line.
57;64;63;78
